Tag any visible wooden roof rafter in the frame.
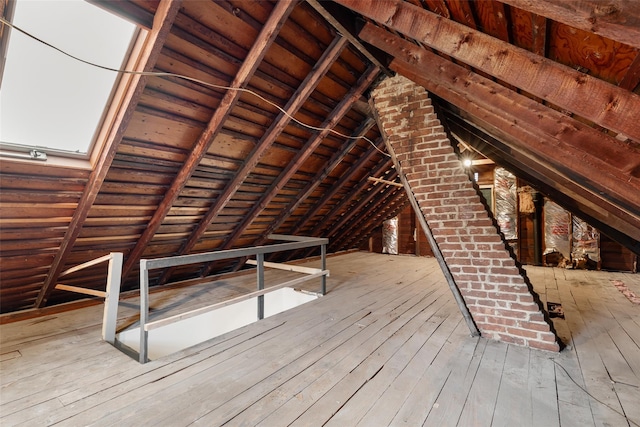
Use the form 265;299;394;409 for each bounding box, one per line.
330;182;406;251
155;34;349;286
499;0;640;49
324;170;400;244
199;65;380;276
260;118;377;237
229;117;376;270
288;138;388;237
335;0;640;143
120;0;297;281
360;23;640;222
34;0;183;308
280;142;391;263
334;186;408;251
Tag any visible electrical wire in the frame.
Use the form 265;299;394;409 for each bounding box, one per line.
552;359;639;427
0;16;390;157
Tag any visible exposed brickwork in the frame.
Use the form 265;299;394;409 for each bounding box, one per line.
371;75;560;352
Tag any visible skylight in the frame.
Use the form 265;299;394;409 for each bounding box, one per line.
0;0;136;156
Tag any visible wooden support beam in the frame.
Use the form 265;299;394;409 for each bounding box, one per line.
281;143;392;262
367;176;403;187
35;0;182;308
253;118;376;244
619;52;640;92
55;284;107;298
338;189;408;251
289;138;388;236
336;0;640;142
499;0;640;49
330;185;406;251
213;65;380;253
306;0;392;76
326;171;399;243
359;24;640;227
121;0;297;281
157;34;348;285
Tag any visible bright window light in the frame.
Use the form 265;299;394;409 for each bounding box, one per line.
0;0;136;155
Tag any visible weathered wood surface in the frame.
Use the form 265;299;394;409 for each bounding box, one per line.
2;252;638;426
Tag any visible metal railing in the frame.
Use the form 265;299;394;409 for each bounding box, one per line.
54;252;123;344
138;235;329;363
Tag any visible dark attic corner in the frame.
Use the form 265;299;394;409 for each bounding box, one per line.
1;0;639;425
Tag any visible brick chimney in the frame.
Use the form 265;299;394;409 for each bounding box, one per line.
371;75;560;351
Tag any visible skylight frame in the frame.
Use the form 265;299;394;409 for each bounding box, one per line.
0;0;141;167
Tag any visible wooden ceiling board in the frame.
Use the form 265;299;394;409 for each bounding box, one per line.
547;21;637;85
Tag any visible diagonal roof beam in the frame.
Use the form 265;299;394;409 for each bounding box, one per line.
279;138;389;263
291;158;395;261
200;65;379;276
324;170;399;242
120;0;297;280
385;46;640;241
361;23;640;221
34;0;182;308
335;0;640;142
499;0;640;49
213;65;379;251
288;137;386;236
156;34;349;285
254;118;375;243
332;185;408;251
229;118;375;270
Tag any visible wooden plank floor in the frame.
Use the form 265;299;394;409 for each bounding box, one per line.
1;252;639;426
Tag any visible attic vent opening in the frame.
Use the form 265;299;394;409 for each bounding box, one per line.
0;0;136;157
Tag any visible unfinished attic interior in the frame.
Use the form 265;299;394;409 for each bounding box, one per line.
1;0;639;425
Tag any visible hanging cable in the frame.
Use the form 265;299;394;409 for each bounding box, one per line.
0;16;390;157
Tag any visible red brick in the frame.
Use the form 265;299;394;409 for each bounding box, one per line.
497;334;526;346
507;327;539;339
528;340;560;352
519;321;551;332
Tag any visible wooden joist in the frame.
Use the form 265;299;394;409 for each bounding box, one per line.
35;0;183;308
120;0;297;281
335;0;640;142
211;65;381;254
500;0;640;49
358;23;640;241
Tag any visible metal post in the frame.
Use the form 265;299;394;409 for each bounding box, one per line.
139;259;150;364
257;253;264;320
321;244;327;295
102;252;123;344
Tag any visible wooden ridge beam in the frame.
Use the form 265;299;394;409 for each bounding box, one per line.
35;0;182;308
500;0;640;49
359;24;640;226
335;0;640;142
120;0;297;281
210;65;380;256
156;34;348;285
